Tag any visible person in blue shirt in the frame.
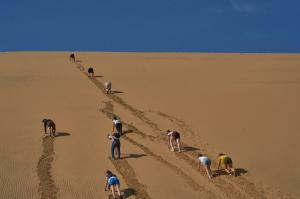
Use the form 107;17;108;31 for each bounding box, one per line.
105;170;121;199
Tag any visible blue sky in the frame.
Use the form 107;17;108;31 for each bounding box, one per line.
0;0;299;52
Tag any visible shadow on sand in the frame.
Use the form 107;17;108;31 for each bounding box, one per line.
113;91;124;94
121;154;147;159
214;168;248;177
123;188;136;198
93;75;104;78
122;129;133;135
182;146;199;152
55;132;71;137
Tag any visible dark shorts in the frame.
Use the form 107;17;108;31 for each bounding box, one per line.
202;159;211;166
224;157;233;165
88;68;94;73
173;132;180;140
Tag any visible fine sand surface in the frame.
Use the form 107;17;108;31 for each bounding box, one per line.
0;52;299;199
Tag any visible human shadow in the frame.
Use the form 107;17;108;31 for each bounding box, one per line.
112;91;124;94
214;168;248;177
123;188;136;198
93;75;104;78
55;132;71;137
122;129;133;135
235;168;248;176
75;60;82;63
182;146;199;152
121;154;146;159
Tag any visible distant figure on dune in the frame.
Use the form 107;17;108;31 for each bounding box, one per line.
42;119;56;137
105;81;112;94
112;116;122;135
217;153;236;176
108;132;121;160
197;153;214;179
69;53;75;62
105;170;122;199
88;67;94;77
166;130;181;152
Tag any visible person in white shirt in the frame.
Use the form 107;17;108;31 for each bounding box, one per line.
112;116;122;135
166;130;181;152
105;81;112;94
197;153;213;179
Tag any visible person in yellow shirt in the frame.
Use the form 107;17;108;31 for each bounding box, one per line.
217;153;236;176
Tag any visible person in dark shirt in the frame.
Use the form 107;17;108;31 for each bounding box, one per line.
87;67;94;77
108;132;121;160
69;53;75;62
166;130;182;152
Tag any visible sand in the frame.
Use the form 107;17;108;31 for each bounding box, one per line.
0;52;299;199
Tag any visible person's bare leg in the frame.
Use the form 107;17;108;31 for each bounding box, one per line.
206;166;213;179
225;164;231;174
116;184;121;197
228;163;235;174
176;139;181;152
111;185;116;198
169;138;174;151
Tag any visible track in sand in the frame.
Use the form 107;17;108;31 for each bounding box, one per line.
73;59;293;199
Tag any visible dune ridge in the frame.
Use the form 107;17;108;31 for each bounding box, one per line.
1;52;298;199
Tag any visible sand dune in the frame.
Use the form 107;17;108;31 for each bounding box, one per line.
1;52;299;198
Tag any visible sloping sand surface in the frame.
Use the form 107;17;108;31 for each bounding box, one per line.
1;52;299;198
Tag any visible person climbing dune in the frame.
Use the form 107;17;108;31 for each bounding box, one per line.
107;132;121;160
217;153;236;176
166;130;181;152
197;153;214;179
87;67;94;77
69;53;75;62
105;81;112;94
105;170;122;199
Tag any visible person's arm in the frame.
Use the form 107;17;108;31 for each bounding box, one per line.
112;121;115;131
167;136;171;149
104;177;108;191
198;160;201;171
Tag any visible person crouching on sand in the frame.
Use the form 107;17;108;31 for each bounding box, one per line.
108;132;121;160
197;153;214;179
69;53;75;62
87;67;94;77
104;81;112;94
105;170;122;199
166;130;181;152
217;153;236;176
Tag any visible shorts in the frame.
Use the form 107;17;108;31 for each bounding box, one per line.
173;132;180;140
108;177;120;186
223;157;232;165
88;68;94;73
203;159;211;166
